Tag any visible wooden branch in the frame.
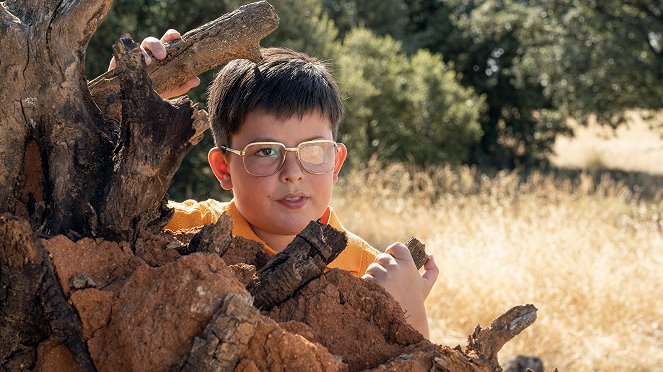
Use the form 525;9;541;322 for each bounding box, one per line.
88;0;279;120
248;221;348;310
98;36;208;240
467;304;538;367
177;293;259;371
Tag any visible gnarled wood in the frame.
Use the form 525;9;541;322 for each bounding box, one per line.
0;0;278;239
1;0;114;237
185;213;234;256
177;293;259;371
467;304;538;368
88;0;279;121
97;36;208;240
248;220;348;310
0;214;94;371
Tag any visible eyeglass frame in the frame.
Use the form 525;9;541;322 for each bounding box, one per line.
220;139;342;177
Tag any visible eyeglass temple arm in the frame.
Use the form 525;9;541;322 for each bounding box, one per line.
220;145;243;156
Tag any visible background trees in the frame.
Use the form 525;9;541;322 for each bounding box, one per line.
85;0;663;200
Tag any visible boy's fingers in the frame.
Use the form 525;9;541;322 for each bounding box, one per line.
362;262;387;281
421;255;439;298
159;77;200;99
374;252;395;266
141;36;166;60
385;242;415;263
161;29;181;43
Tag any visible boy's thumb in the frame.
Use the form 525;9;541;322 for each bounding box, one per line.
421;256;439;298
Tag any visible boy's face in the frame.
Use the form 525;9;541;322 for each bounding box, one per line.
209;110;347;249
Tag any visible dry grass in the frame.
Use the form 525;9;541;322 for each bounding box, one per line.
551;110;663;175
332;160;663;371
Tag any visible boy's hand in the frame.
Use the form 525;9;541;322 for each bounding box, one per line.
108;29;200;99
362;242;439;339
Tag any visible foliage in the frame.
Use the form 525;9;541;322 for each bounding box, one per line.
337;28;483;166
535;0;663;126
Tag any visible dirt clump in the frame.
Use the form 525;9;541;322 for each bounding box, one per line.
43;236;144;295
87;253;246;371
269;269;428;370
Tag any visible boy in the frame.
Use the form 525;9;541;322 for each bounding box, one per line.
118;30;439;338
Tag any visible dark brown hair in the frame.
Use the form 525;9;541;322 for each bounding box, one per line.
207;48;344;147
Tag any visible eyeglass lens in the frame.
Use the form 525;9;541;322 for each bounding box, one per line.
243;141;337;176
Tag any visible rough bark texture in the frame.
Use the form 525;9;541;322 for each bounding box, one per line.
0;0;277;240
88;1;279;121
0;0;115;236
248;220;348;310
0;215;93;371
406;237;428;269
177;293;259;371
97;36;208;241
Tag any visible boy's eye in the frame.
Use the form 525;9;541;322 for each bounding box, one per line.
253;146;280;157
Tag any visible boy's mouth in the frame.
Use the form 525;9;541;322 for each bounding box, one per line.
278;193;309;209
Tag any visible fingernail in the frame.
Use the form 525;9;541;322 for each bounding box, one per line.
155;50;166;59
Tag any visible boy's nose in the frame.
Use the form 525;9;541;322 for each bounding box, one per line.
279;151;304;182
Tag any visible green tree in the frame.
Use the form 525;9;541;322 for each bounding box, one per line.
394;0;571;167
536;0;663;126
337;28;484;167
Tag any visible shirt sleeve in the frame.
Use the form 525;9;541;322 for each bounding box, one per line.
163;199;225;232
327;231;379;277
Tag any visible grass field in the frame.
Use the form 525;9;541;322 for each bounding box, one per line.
332;121;663;371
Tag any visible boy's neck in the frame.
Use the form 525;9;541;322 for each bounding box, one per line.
251;228;295;253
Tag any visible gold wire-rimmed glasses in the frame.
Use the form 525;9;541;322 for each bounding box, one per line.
220;139;341;177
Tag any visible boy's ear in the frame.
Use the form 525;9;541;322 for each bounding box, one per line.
333;143;347;183
208;147;233;190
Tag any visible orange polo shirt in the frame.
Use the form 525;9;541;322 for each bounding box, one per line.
165;199;378;277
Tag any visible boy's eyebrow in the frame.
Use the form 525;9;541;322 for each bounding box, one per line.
247;136;328;144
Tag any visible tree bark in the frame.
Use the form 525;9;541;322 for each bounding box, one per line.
0;0;278;240
248;220;348;310
0;214;94;371
88;0;279;121
177;293;259;371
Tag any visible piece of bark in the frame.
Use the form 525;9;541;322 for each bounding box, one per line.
177;293;259;371
41;253;96;372
185;213;234;256
97;35;208;241
406;237;428;269
248;221;348;310
0;215;94;371
88;0;279;121
0;215;48;369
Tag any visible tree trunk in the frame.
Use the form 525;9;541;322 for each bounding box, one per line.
0;1;278;369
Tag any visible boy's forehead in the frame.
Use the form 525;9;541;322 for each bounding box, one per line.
232;109;334;145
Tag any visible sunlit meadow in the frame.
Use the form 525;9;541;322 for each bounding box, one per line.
332;156;663;370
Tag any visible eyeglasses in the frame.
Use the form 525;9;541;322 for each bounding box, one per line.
220;139;341;177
